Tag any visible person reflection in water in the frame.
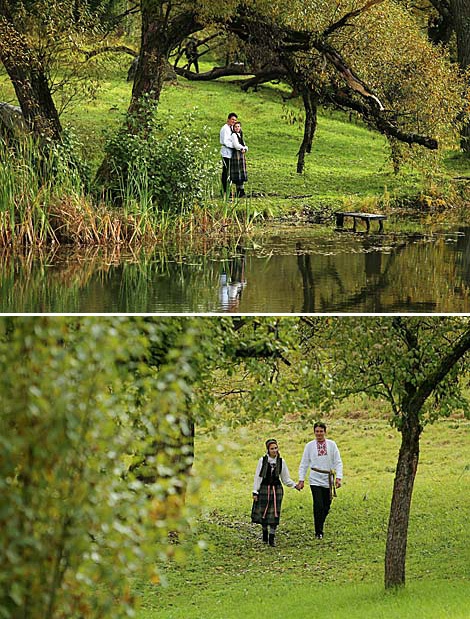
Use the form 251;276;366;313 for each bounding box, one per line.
219;251;247;311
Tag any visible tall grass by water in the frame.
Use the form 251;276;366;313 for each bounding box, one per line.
132;416;470;618
0;138;259;247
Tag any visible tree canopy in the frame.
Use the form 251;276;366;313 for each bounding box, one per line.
0;316;303;618
1;0;467;176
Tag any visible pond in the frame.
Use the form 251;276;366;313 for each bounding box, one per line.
3;225;470;313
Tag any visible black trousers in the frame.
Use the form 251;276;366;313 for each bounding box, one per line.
310;485;331;535
221;157;232;193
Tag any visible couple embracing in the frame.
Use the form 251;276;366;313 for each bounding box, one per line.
220;112;248;198
251;422;343;547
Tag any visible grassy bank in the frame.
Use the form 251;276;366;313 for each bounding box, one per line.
63;59;470;214
133;416;470;618
1;60;470;246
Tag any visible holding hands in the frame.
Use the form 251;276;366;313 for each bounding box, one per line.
295;481;304;491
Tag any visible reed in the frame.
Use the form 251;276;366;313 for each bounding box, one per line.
0;138;255;247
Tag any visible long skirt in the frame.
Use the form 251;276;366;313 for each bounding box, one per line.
251;483;284;526
230;150;248;185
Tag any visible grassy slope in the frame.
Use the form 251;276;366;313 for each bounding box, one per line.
2;60;468;216
133;416;470;619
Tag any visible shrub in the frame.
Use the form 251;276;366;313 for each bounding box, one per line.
102;101;218;212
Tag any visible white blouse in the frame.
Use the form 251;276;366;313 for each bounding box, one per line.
253;455;296;494
232;132;248;152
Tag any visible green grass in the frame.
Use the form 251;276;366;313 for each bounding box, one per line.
137;581;469;619
3;59;468;218
132;416;470;618
1;59;469;237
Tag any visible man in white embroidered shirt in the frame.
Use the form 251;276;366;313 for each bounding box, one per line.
297;422;343;539
220;112;237;197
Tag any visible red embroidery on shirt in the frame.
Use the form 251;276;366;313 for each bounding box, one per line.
317;441;327;456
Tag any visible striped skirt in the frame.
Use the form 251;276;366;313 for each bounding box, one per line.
230;150;248;185
251;483;284;526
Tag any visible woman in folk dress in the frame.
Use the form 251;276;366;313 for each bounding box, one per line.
251;438;300;547
230;121;248;197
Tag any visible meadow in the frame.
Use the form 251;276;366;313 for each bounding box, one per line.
133;415;470;619
68;60;468;214
2;57;469;224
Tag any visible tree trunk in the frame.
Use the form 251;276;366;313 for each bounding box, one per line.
297;91;318;173
128;6;203;118
95;5;203;186
450;0;470;152
0;16;62;140
384;410;421;588
128;12;167;117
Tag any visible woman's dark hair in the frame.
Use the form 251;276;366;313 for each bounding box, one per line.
265;439;278;450
314;422;327;431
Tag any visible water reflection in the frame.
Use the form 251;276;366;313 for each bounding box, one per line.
2;227;470;313
219;249;247;312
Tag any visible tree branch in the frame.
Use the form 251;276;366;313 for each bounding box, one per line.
79;45;138;61
411;326;470;410
328;91;438;149
175;63;254;80
323;0;387;37
240;67;288;91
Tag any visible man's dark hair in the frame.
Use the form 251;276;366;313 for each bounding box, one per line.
314;422;327;431
227;112;238;119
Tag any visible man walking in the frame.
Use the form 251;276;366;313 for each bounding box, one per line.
220;112;237;197
298;422;343;539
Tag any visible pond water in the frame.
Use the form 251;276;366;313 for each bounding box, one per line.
3;225;470;313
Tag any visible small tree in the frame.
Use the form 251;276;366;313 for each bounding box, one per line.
300;316;470;588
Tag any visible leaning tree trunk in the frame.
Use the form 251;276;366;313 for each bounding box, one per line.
0;15;62;141
297;91;318;173
128;6;203;119
450;0;470;152
384;409;421;588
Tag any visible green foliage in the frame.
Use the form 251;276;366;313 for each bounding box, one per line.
0;318;209;619
0;316;311;618
48;128;92;189
102;101;219;212
299;317;470;427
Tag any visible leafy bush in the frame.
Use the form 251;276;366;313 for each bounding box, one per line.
0;318;201;619
102;101;218;212
48;128;92;191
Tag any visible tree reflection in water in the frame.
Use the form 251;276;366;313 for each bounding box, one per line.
2;228;470;312
293;231;460;313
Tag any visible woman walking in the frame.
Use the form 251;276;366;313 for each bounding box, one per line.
230;121;248;197
251;438;299;547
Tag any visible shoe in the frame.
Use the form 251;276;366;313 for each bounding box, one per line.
262;529;268;543
268;534;276;547
315;533;323;539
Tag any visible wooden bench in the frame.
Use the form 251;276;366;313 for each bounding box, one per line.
335;211;387;233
